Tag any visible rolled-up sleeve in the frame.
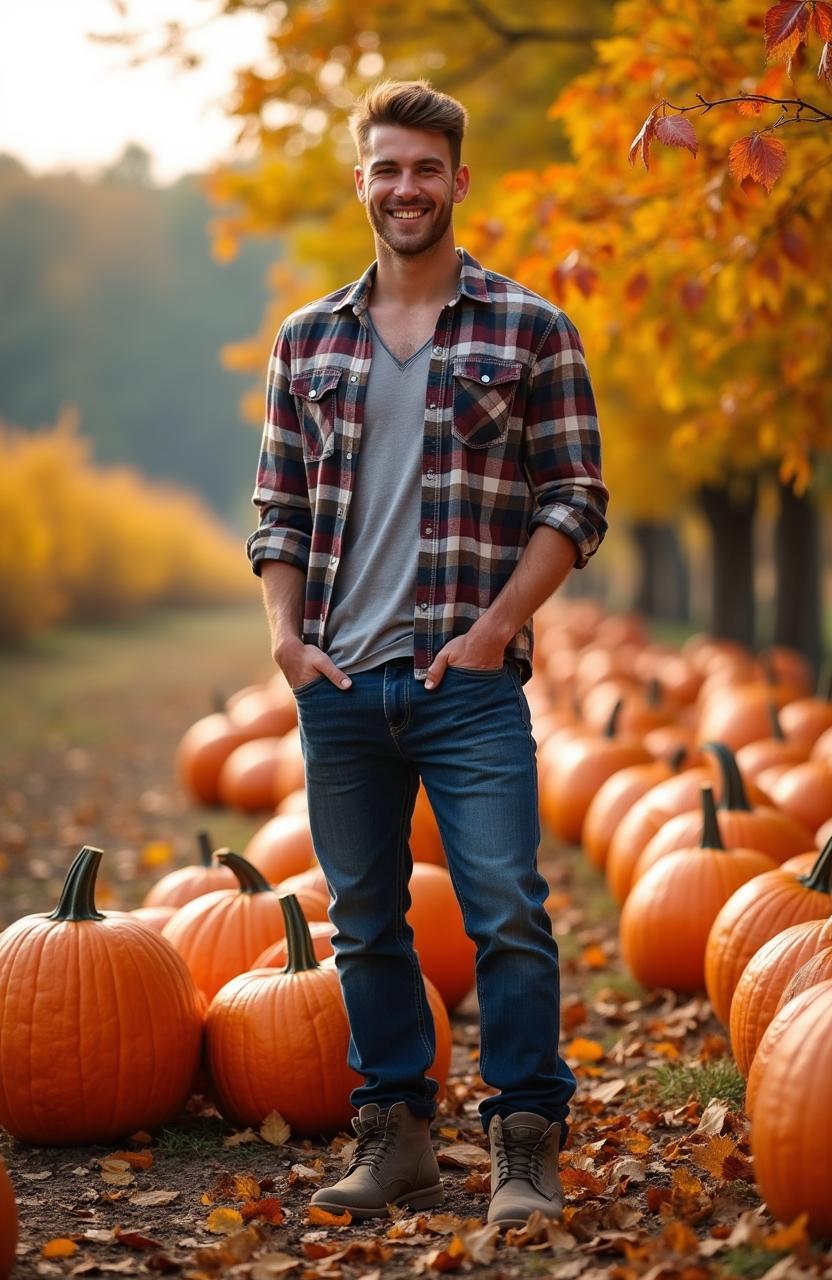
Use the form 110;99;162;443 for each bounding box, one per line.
523;311;609;567
246;324;313;577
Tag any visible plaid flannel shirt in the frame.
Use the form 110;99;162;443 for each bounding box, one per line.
247;247;608;682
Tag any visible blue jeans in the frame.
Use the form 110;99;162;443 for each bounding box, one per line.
295;657;576;1135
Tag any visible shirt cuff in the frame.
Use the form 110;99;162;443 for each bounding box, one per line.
529;503;606;570
246;528;310;577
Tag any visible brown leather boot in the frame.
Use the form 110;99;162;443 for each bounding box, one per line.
487;1112;564;1228
309;1102;443;1220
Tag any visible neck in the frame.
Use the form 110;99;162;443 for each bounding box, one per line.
372;235;462;307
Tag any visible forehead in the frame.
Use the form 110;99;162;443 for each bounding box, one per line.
361;124;452;169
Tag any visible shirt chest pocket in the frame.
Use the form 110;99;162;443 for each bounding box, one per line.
290;367;342;461
452;358;523;449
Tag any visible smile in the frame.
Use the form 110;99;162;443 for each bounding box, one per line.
387;209;428;219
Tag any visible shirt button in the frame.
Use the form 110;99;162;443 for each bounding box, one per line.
429;402;437;410
419;601;428;611
346;450;353;459
350;374;358;383
337;507;343;516
330;556;338;566
308;388;318;398
481;374;491;384
433;345;443;354
426;469;435;479
425;526;433;535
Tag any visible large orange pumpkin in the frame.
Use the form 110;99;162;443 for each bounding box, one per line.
162;850;329;1000
176;713;246;805
253;919;336;968
728;918;831;1075
750;983;832;1237
745;980;831;1118
704;837;832;1026
581;757;677;872
776;933;832;1010
619;788;775;993
227;686;297;741
205;895;452;1134
0;1157;16;1280
143;832;236;909
411;784;447;865
407;863;476;1010
0;847;203;1144
217;738;285;812
243;812;316;884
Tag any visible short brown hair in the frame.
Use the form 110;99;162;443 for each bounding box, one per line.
348;79;468;171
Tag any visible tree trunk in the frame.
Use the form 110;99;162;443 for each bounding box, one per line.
631;521;691;621
698;480;757;647
773;482;822;675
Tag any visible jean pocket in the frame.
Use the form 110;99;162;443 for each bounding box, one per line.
290;366;342;461
451;358;522;449
292;674;327;696
445;663;507;678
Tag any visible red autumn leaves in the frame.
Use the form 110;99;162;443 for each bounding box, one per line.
629;0;832;191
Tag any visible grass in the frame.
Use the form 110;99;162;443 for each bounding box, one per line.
157;1123;228;1158
651;1058;746;1109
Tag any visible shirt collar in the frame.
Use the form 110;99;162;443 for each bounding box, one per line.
331;246;492;314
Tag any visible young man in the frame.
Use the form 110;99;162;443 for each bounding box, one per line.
247;80;608;1228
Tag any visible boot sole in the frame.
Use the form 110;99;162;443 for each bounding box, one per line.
312;1182;444;1221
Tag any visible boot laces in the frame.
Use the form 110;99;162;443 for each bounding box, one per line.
496;1131;544;1187
347;1113;396;1172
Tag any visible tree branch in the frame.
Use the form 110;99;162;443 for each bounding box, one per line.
662;93;832;123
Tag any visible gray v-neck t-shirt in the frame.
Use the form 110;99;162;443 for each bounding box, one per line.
324;318;431;675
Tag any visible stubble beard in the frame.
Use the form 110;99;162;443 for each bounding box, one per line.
368;198;454;258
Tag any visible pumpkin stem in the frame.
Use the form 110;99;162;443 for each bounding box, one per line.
215;850;272;895
800;837;832;893
646;678;662;707
604;698;624;739
767;703;784;741
278;894;320;973
700;786;725;851
49;846;106;922
703;741;752;812
211;688;227;714
196;831;214;869
669;744;688;773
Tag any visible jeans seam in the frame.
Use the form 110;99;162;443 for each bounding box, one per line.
394;769;433;1067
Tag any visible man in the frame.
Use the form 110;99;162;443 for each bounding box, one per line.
247;79;608;1228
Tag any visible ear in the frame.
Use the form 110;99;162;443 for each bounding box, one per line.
453;164;470;205
354;165;366;202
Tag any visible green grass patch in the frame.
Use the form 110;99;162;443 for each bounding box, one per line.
584;970;646;1001
720;1245;792;1278
651;1058;745;1109
157;1123;227;1157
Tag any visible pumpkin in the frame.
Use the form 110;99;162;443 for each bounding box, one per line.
735;704;809;781
407;863;476;1010
750;982;832;1237
0;846;203;1144
205;894;452;1134
253;919;336;968
176;713;246;805
539;699;653;844
776;934;832;1010
697;677;807;751
632;742;813;876
605;755;770;906
276;787;309;816
217;738;285;812
728;918;832;1075
0;1156;17;1280
580;677;675;737
226;685;297;740
745;980;831;1118
162;850;329;1000
411;784;447;865
273;727;307;807
143;832;236;909
130;905;178;932
619;788;775;993
243;812;316;884
581;757;678;872
765;758;832;838
279;865;330;899
704;836;832;1026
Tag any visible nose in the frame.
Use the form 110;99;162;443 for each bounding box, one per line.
393;169;419;200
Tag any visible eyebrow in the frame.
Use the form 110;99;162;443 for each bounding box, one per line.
367;156;447;172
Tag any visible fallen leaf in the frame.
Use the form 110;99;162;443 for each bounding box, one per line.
223;1127;260;1148
251;1253;301;1278
426;1235;467;1271
579;944;608;970
436;1143;489;1169
109;1148;154;1170
128;1190;180;1207
564;1037;605;1064
308;1206;352;1226
695;1098;730;1137
589;1077;626;1104
661;1218;700;1254
22;1170;53;1181
694;1134;738;1179
462;1171;490;1195
232;1173;262;1201
206;1207;244;1235
459;1223;500;1264
42;1239;79;1258
288;1161;325;1184
762;1212;809;1251
99;1158;135;1187
115;1229;164;1251
260;1110;291;1146
241;1197;286;1224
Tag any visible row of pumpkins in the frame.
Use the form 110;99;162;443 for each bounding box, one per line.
525;601;832;1239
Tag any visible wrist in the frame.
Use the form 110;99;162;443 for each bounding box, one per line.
469;611;515;651
274;634;305;668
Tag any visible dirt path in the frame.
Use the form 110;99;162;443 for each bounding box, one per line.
1;607;830;1278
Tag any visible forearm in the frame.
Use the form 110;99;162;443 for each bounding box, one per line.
472;524;577;648
260;559;306;665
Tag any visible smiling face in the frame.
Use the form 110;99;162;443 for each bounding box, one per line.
355;124;470;258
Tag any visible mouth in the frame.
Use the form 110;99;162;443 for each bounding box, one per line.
386;208;430;220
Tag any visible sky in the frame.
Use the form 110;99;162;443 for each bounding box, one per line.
0;0;274;184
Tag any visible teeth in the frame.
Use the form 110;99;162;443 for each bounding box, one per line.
390;210;426;219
